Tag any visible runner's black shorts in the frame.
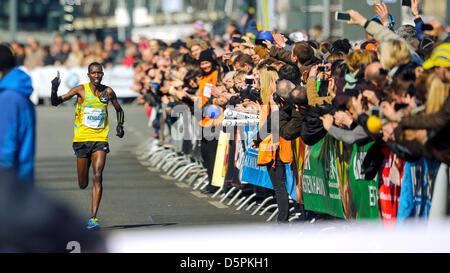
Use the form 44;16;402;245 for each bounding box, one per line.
72;142;110;158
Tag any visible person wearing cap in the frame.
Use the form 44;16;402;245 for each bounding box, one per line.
0;44;36;185
423;43;450;83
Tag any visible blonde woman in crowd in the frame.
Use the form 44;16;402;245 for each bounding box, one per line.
379;39;412;71
259;67;279;106
425;72;450;115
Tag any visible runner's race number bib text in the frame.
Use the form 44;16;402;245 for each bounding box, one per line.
83;108;106;129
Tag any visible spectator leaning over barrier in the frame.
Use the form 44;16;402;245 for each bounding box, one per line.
383;43;450;165
0;44;36;185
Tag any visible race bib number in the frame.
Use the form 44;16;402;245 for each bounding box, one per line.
203;83;213;98
83;108;106;129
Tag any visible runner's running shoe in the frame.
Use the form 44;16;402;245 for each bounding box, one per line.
87;218;100;230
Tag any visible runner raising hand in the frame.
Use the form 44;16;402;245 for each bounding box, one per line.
51;62;125;230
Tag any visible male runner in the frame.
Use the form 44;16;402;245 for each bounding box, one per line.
51;62;125;229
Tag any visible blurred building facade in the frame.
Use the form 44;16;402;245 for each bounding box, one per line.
0;0;448;45
271;0;449;42
0;0;252;44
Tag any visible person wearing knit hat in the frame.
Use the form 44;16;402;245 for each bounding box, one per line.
199;48;220;78
197;48;222;194
199;48;216;65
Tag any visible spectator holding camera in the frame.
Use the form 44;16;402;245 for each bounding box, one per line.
251;75;294;223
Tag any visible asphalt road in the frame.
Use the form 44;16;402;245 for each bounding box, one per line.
35;102;268;234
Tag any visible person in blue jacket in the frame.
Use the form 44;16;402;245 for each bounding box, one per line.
0;43;35;185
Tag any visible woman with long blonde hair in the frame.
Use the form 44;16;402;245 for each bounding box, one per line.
259;67;279;105
425;72;450;114
253;67;293;224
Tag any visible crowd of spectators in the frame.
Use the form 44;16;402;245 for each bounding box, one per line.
7;33;142;70
128;1;450;222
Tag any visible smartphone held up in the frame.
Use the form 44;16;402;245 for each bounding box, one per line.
335;12;351;21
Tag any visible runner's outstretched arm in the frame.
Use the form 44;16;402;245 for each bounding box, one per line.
50;72;63;106
50;72;80;106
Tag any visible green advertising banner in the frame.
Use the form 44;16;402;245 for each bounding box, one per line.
301;137;380;220
302;137;346;219
348;143;380;220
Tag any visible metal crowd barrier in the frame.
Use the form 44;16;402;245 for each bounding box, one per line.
133;107;303;223
135;105;450;224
